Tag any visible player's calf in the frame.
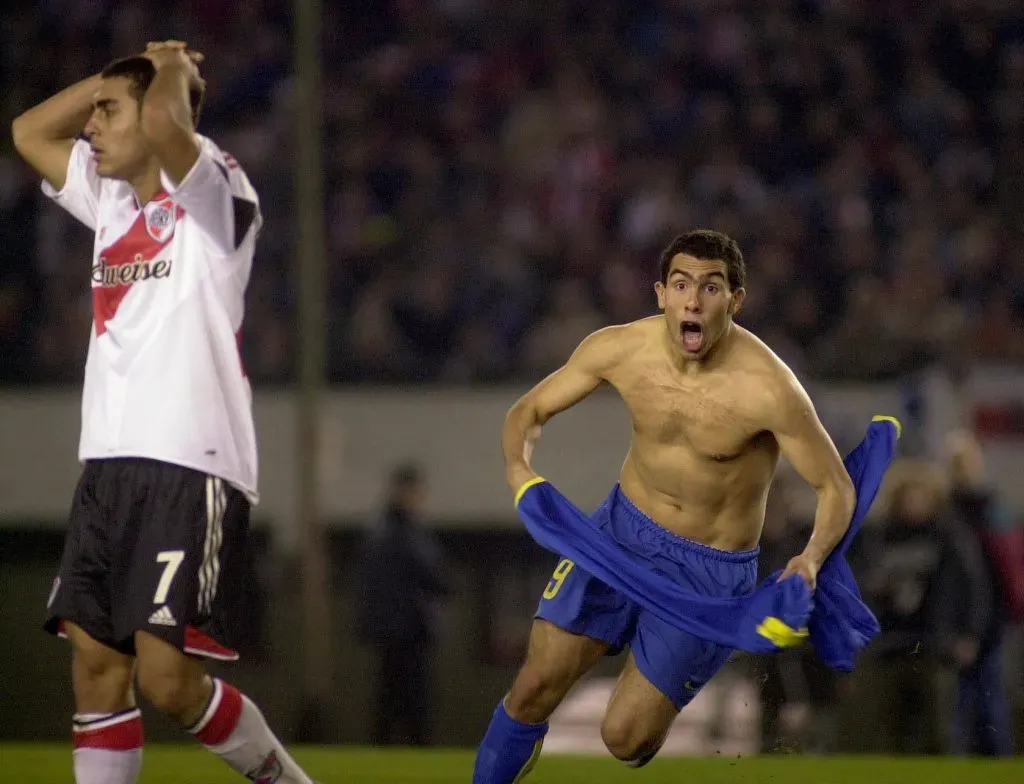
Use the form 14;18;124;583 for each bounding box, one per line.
505;663;580;724
66;623;142;784
474;620;607;784
134;631;315;784
134;640;211;725
473;661;578;784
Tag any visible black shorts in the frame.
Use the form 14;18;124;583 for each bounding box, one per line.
44;458;252;660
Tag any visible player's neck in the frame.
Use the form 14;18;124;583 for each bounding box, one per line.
127;162;164;206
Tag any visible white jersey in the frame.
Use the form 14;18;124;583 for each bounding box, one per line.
43;135;262;503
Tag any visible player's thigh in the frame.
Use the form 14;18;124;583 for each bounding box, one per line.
601;652;678;760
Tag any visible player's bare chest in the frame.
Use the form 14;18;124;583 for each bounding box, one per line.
617;376;762;459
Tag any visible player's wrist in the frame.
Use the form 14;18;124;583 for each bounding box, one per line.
799;547;826;569
505;464;537;492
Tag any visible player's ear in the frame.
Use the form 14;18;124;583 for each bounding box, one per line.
729;287;746;315
654;281;666;310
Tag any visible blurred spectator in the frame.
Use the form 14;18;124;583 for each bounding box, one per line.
853;459;992;754
2;1;1024;383
945;430;1014;756
356;462;450;746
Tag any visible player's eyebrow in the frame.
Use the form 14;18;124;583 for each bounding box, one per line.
94;98;117;111
668;269;726;282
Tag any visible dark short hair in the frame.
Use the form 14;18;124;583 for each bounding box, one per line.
101;56;205;126
659;229;746;290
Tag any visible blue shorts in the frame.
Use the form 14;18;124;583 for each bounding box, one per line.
535;484;758;710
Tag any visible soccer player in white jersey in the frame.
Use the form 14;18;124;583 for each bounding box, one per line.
12;41;317;784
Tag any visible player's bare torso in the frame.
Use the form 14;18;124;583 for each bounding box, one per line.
603;317;783;551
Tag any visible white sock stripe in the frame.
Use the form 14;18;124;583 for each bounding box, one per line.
188;678;224;736
72;708;141;732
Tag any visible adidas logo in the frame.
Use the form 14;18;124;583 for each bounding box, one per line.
148;606;177;626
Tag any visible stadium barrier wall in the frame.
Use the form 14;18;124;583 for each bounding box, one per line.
2;368;1022;544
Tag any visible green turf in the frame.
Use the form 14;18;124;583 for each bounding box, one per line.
3;744;1022;783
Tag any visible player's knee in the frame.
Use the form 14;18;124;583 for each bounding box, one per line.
506;664;576;723
600;715;662;767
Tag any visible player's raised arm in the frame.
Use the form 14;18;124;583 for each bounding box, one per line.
11;73;103;193
142;42;260;258
503;326;627;493
139;42;205;184
768;369;856;588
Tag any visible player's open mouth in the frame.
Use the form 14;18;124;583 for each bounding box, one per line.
681;321;704;353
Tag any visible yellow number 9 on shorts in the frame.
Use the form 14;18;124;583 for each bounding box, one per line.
543;558;575;599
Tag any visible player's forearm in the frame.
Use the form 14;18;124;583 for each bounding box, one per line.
502;401;543;489
140;62;194;140
801;477;856;566
11;73;102;147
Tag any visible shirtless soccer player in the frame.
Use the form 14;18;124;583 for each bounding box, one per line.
473;229;858;781
13;41;315;783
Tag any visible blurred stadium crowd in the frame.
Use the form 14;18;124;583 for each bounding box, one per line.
2;0;1024;385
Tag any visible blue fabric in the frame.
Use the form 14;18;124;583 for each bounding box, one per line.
535;486;757;708
515;418;899;670
472;700;548;784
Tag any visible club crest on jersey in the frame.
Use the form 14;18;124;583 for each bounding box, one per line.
144;199;177;243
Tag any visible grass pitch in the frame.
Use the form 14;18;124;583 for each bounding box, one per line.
2;744;1021;783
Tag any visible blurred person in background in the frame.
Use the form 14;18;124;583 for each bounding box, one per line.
855;459;991;754
11;40;316;784
356;462;450;747
946;430;1015;756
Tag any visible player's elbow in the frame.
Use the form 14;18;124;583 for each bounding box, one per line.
11;114;33;157
505;395;544;430
832;471;856;520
